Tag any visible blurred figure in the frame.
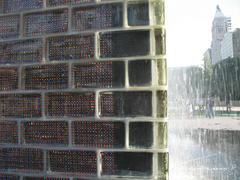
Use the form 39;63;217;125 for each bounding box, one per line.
226;93;232;113
209;98;215;118
205;98;214;118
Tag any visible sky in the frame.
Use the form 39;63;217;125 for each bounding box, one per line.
166;0;240;67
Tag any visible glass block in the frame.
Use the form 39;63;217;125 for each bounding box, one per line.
157;59;167;85
24;64;68;90
0;39;43;64
49;150;97;175
155;29;166;55
128;2;149;26
73;61;124;88
0;67;18;91
0;15;19;40
23;121;68;145
157;90;167;118
0;148;43;171
0;0;43;14
157;122;167;149
47;0;94;7
72;121;125;148
48;34;94;61
100;30;150;58
101;152;153;176
0;121;18;144
23;9;68;37
129;122;153;148
0;94;42;118
128;60;151;86
72;3;123;32
46;92;95;117
0;174;19;180
100;91;152;117
158;153;168;180
151;0;165;25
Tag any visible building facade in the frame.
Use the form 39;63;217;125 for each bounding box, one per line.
221;28;240;60
0;0;167;180
211;5;231;64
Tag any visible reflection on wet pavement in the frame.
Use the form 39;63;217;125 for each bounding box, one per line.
169;118;240;180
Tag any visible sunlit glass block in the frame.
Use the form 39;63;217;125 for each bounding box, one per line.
23;121;68;145
49;150;97;175
72;3;123;32
0;148;44;171
100;30;150;58
157;59;167;85
72;121;125;148
0;0;43;14
23;9;68;37
73;61;124;88
0;67;18;91
0;15;20;40
157;90;167;118
158;122;168;149
45;92;95;117
0;94;42;118
158;153;168;179
48;34;94;61
151;0;165;25
101;152;153;176
100;91;152;117
0;121;18;144
0;39;43;64
155;29;166;55
24;64;68;90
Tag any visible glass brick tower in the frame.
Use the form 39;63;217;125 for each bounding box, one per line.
0;0;167;179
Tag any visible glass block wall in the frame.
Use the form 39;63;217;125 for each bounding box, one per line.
0;0;167;179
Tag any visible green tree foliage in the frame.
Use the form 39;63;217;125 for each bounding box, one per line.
212;57;240;100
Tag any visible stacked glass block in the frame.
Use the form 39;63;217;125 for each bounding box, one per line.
0;0;167;179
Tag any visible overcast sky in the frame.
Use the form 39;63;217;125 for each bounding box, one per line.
166;0;240;67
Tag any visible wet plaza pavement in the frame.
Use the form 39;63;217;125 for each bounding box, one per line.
169;117;240;180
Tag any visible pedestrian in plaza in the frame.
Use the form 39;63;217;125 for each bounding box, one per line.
209;98;215;118
205;98;211;118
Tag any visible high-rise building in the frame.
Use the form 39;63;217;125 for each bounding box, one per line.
221;28;240;60
0;0;167;179
211;5;231;64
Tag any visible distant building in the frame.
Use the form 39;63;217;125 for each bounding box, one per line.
221;28;240;59
211;5;231;64
221;32;233;59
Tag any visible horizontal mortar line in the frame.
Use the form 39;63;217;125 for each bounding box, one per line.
0;25;165;43
0;170;97;179
0;170;155;180
0;12;20;17
0;56;167;68
0;117;168;123
0;143;168;152
0;116;166;121
0;87;167;94
97;55;166;61
67;25;165;35
0;58;166;68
